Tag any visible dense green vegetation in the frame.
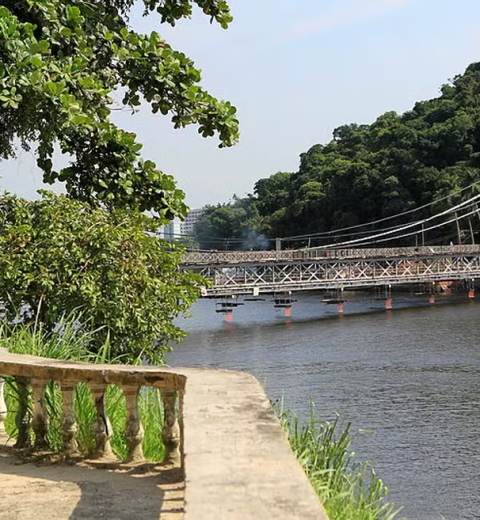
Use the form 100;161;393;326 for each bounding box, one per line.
0;0;240;359
194;63;480;249
281;408;400;520
0;192;204;363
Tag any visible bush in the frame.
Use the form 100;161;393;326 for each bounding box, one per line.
0;191;204;363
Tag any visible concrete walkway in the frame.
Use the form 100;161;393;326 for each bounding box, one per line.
0;449;184;520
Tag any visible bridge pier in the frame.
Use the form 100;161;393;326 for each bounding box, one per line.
273;292;297;316
384;285;393;310
215;296;244;321
468;279;475;299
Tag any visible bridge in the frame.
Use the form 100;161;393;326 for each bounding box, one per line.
182;245;480;299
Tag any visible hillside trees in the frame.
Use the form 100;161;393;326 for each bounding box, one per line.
193;63;480;248
255;63;480;243
194;195;269;250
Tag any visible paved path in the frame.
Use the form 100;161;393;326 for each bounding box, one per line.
0;449;184;520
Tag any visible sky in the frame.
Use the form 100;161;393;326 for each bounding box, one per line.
2;0;480;208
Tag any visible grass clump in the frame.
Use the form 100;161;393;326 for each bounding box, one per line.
279;405;402;520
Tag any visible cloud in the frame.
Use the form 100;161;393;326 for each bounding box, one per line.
285;0;409;41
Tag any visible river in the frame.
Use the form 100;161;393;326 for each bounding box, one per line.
167;291;480;520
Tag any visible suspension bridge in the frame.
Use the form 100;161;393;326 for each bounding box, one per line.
182;245;480;298
179;186;480;313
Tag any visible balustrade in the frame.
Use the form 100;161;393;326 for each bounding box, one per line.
0;375;6;435
0;349;184;466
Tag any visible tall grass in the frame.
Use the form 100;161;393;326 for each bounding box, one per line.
1;318;165;461
278;405;402;520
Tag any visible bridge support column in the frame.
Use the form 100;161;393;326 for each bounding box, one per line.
468;279;475;300
385;285;393;310
337;288;345;313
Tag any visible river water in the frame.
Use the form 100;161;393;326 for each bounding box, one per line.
168;291;480;520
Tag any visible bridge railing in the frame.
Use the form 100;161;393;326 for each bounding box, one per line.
182;245;480;266
0;348;327;520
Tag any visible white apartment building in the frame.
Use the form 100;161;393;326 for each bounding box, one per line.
158;208;205;240
161;218;182;240
182;207;205;236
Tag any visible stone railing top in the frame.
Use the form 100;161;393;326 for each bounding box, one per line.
0;347;186;390
0;348;329;520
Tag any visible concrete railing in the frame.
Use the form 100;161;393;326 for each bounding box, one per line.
0;348;328;520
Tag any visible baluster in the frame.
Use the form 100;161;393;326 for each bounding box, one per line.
89;383;113;459
60;382;78;458
0;376;7;436
161;389;181;464
14;377;31;449
122;385;144;463
178;390;185;470
31;379;49;450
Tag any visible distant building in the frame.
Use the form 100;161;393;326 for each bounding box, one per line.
182;208;205;236
162;218;182;240
158;208;205;241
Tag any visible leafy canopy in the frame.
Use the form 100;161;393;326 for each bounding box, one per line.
0;0;238;218
194;195;269;250
0;191;203;363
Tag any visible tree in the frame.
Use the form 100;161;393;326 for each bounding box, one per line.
194;195;266;250
0;0;239;218
254;172;293;216
0;191;204;363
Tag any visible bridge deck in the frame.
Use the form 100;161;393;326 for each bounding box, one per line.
182;246;480;297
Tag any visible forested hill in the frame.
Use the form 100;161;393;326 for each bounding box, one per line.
195;63;480;249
